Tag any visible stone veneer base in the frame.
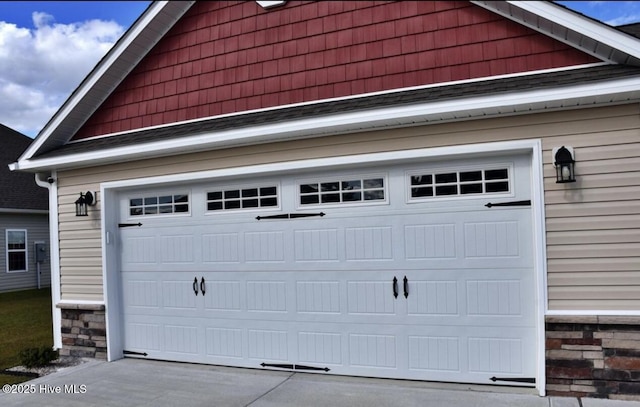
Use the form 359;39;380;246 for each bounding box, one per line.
546;315;640;401
57;303;107;360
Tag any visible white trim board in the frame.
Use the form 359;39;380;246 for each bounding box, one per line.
16;0;640;166
547;310;640;317
100;139;548;395
14;72;640;172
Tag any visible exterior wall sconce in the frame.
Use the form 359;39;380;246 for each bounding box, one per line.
75;191;96;217
553;146;576;183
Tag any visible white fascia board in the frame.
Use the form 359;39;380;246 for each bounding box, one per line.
15;74;640;172
547;310;640;317
509;1;640;60
18;1;193;163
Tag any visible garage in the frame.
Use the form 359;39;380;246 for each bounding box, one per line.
116;152;537;385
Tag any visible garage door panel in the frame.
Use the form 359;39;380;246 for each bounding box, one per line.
408;335;461;372
404;223;457;259
162;280;198;309
204;326;244;359
202;232;240;263
119;155;537;385
248;328;290;361
121;235;156;265
406;279;459;315
203;281;242;310
122;276;159;308
297;331;344;365
294;229;340;262
347;280;397;315
295;281;341;313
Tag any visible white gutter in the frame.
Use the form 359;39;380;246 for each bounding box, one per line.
34;172;62;350
12;72;640;172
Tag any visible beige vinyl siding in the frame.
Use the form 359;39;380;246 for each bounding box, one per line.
56;103;640;310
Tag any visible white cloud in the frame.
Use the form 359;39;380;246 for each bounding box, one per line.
0;12;123;137
606;13;640;26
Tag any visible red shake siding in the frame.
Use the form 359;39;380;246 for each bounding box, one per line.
74;1;599;139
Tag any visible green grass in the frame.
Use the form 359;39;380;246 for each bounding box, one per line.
0;289;53;385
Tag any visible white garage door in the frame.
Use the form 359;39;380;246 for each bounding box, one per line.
118;154;537;385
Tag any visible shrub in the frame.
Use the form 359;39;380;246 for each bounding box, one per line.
18;347;59;368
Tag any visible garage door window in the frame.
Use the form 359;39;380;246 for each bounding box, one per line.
207;186;278;211
129;194;189;216
299;176;385;206
409;167;509;200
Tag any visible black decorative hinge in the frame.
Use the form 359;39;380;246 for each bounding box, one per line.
256;212;325;220
485;200;531;208
261;362;330;372
490;376;535;383
118;222;143;228
123;350;148;357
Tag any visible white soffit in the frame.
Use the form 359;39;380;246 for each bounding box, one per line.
472;1;640;66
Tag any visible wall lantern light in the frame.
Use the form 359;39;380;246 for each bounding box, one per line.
75;191;96;217
553;146;576;184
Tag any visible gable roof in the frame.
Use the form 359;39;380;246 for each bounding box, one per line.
11;0;640;172
0;124;48;211
618;23;640;39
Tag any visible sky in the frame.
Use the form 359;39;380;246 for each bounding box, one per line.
0;1;639;138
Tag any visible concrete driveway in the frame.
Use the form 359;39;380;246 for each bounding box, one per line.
1;358;639;407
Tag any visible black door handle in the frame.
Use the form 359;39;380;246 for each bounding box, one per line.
403;276;409;298
392;276;398;299
193;277;198;296
200;277;206;296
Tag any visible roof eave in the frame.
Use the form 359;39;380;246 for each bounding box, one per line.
472;1;640;66
14;75;640;172
17;1;195;164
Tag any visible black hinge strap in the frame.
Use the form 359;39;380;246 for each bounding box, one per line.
123;350;148;356
261;363;294;369
256;212;325;220
118;222;143;228
485;200;531;208
490;376;535;383
260;363;330;372
294;364;330;372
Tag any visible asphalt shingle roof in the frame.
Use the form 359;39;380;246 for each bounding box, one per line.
34;64;640;161
0;125;48;210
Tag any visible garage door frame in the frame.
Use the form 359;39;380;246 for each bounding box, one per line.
100;139;547;395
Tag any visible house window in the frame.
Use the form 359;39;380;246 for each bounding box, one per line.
299;176;386;206
207;186;279;211
6;229;27;272
129;194;189;216
409;167;510;200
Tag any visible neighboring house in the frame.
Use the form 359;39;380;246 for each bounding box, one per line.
10;1;640;400
0;124;50;292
